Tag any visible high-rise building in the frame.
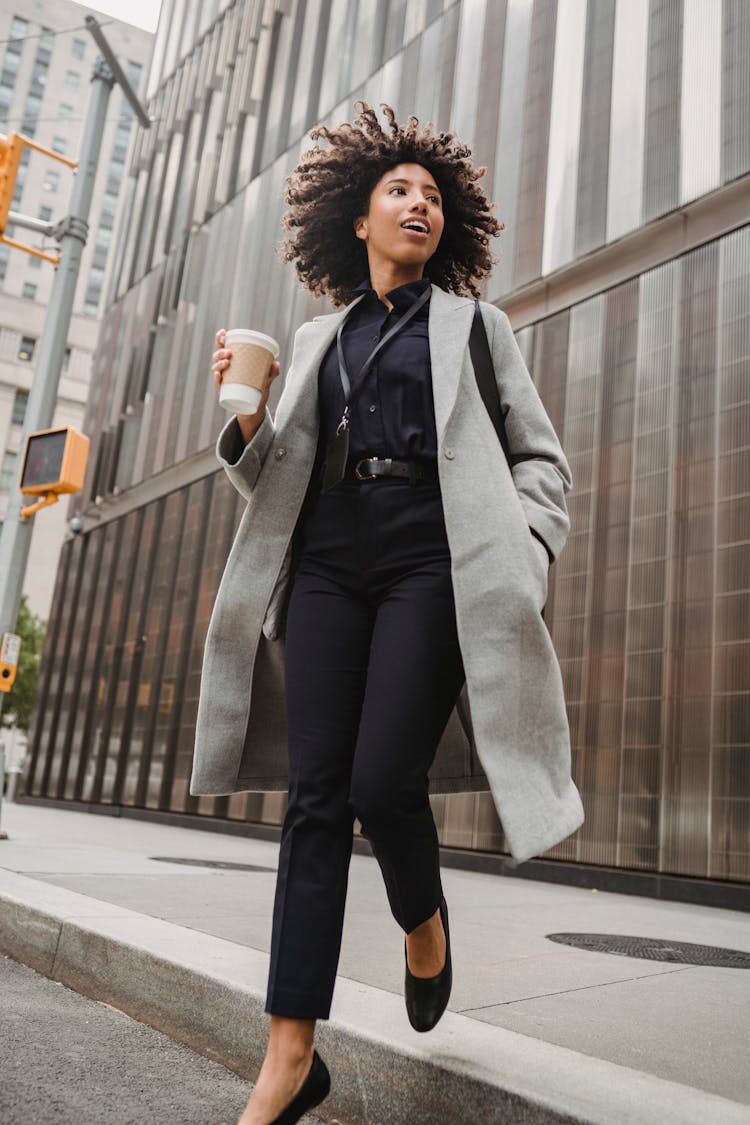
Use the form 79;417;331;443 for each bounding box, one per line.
24;0;750;888
0;1;152;619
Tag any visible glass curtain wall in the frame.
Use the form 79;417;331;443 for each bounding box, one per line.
25;0;750;882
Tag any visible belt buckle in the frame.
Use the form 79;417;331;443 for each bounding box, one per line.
354;457;380;481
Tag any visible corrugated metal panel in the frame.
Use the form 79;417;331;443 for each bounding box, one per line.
541;0;587;274
680;0;721;202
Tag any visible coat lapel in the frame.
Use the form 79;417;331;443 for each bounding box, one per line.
428;285;475;440
275;296;366;434
280;285;471;442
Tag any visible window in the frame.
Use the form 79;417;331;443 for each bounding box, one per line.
11;389;29;424
63;346;72;371
59;102;74;122
38;205;52;222
126;60;142;89
0;88;12;125
38;29;54;62
1;451;18;491
52;136;66;155
84;300;99;317
0;246;9;284
85;265;105;311
28;255;42;269
43;170;59;193
102;189;119;214
72;38;85;60
1;54;20;84
18;337;35;362
8;17;29;54
106;166;123;193
64;70;80;91
21;282;37;300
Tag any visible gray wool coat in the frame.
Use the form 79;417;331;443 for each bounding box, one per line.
189;285;584;863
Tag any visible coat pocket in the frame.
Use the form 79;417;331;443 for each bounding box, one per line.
262;542;293;641
527;533;550;613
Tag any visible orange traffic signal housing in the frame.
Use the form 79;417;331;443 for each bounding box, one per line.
0;131;23;234
0;632;21;693
19;426;89;496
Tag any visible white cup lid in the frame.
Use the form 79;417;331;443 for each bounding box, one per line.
224;328;279;357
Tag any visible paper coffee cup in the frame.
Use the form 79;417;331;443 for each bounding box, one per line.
219;328;280;414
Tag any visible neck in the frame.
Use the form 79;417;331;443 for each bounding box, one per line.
368;260;425;309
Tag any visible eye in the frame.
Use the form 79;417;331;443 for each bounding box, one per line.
427;194;441;205
389;185;406;195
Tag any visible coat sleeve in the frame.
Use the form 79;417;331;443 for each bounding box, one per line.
215;408;275;503
214;317;319;500
483;303;572;563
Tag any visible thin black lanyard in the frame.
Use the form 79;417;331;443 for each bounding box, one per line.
322;286;431;492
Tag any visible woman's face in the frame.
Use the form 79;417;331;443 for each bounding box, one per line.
354;162;444;275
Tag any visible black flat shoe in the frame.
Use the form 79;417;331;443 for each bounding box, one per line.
268;1050;330;1125
404;896;452;1033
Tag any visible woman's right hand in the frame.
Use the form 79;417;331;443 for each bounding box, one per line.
212;328;280;444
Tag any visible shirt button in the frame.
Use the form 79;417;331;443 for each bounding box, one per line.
369;404;377;413
444;447;455;460
274;447;286;460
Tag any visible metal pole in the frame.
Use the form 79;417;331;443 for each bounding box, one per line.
0;58;115;723
6;211;55;236
0;742;7;839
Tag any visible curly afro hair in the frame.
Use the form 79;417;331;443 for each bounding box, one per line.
281;102;503;306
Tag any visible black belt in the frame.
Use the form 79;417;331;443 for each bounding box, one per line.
344;457;439;483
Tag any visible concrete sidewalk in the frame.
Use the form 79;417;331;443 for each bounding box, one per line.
0;802;748;1125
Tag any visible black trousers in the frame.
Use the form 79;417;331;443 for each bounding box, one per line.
265;476;465;1019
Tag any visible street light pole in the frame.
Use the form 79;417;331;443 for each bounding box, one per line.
0;19;149;775
0;57;113;687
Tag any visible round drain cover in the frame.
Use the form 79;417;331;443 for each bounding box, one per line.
150;856;276;873
546;933;750;969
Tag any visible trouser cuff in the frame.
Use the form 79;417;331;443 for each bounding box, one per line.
265;985;333;1021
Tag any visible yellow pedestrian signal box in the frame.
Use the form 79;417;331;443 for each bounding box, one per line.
0;633;21;693
0;132;22;235
18;426;90;518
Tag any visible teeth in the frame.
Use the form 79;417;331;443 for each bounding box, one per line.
403;221;428;233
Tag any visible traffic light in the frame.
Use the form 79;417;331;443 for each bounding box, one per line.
0;131;22;235
0;633;21;694
20;426;89;497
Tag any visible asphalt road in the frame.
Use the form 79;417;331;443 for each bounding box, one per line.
0;953;322;1125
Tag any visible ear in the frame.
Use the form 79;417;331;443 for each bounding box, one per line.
353;216;368;241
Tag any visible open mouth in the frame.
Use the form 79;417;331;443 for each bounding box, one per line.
401;219;430;237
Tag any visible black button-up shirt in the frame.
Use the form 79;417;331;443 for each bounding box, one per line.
317;277;437;464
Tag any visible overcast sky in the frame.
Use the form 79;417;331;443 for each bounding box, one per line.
76;1;162;33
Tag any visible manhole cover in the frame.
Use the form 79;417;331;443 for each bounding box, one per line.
150;856;276;873
546;933;750;969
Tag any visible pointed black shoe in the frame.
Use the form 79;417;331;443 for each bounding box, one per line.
404;897;452;1033
268;1050;331;1125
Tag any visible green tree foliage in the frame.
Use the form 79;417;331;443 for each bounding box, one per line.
1;595;46;735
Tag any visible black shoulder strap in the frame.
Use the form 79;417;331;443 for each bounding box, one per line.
469;300;512;468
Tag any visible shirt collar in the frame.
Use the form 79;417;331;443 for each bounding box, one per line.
353;276;431;311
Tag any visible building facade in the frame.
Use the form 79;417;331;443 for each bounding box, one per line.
0;1;152;622
23;0;750;884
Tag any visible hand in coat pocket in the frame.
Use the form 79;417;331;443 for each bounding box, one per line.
528;533;550;613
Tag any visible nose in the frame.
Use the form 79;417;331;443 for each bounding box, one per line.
410;197;428;213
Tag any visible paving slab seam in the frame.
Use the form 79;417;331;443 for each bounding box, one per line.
1;872;749;1125
457;966;695;1013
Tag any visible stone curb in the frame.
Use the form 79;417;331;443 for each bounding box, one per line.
1;870;748;1125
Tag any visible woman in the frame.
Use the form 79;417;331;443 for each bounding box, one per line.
191;103;584;1125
